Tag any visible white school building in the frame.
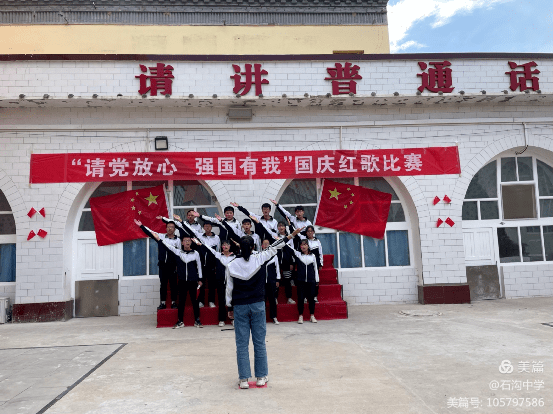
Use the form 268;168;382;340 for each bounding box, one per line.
1;53;553;321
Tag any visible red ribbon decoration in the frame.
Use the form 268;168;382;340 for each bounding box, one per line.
38;229;48;238
27;230;36;240
27;208;37;218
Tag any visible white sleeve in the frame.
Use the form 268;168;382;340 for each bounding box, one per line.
201;215;220;225
275;257;280;280
254;238;286;266
162;239;184;261
203;243;225;263
181;220;203;238
225;271;234;307
196;252;203;280
317;240;324;267
314;259;319;283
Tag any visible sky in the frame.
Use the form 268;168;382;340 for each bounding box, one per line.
388;0;553;53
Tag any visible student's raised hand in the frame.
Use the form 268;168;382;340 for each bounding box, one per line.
270;199;277;205
151;232;160;241
230;202;239;207
191;237;202;245
134;219;142;226
192;211;200;217
156;215;163;220
228;310;234;319
286;217;291;226
231;239;240;246
215;213;223;221
198;281;203;287
249;215;259;223
291;227;305;237
173;214;182;222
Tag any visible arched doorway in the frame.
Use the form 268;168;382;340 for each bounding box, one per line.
72;180;219;315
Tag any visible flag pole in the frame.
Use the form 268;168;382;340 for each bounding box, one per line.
313;178;325;227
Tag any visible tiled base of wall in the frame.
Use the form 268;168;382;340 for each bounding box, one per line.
503;264;553;299
417;284;470;304
340;268;419;304
12;300;73;323
119;278;160;316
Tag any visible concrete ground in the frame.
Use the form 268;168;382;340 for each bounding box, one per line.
0;297;552;414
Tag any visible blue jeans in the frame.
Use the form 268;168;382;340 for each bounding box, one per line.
233;301;268;380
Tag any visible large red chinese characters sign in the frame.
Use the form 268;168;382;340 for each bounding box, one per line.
30;147;460;184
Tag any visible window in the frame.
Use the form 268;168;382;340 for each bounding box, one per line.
465;155;553;264
0;190;16;282
276;178;411;269
77;181;218;276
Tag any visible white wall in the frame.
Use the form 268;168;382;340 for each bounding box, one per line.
2;85;553;312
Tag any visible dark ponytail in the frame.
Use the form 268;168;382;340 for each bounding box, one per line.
239;236;255;261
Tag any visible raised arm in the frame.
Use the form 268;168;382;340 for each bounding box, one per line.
193;238;226;265
174;214;203;238
160;239;184;261
275;202;294;222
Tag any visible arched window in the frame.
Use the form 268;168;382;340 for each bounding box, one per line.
0;189;16;282
77;180;218;277
463;155;553;263
276;177;411;269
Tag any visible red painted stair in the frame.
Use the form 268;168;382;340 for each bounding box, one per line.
157;254;348;327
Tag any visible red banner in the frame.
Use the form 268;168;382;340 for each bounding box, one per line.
29;147;460;184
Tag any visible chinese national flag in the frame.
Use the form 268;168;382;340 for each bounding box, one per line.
314;179;392;240
90;185;169;246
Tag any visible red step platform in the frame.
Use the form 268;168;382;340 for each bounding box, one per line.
157;254;348;327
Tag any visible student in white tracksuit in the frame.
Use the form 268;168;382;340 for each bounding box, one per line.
284;238;319;324
193;226;303;389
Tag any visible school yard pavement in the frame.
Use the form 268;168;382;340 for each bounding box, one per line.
1;297;552;414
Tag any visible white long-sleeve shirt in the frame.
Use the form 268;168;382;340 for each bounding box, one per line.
203;238;286;306
276;204;312;230
162;240;203;281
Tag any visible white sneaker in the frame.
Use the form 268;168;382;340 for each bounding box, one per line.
173;321;184;329
239;379;249;389
298;315;303;324
287;298;296;305
198;302;204;308
218;321;225;327
256;376;268;387
273;318;279;325
310;315;317;323
209;302;216;308
314;296;319;303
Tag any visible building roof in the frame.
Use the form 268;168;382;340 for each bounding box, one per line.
0;0;389;25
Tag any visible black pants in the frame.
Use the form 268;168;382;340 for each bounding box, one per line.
281;270;293;299
177;280;200;322
159;262;177;303
215;278;227;322
265;281;278;319
296;279;316;316
199;265;216;304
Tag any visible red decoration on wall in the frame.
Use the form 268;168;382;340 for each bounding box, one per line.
231;63;269;96
445;217;455;227
433;196;441;205
417;61;455;93
27;207;37;218
27;230;36;240
436;218;444;227
135;63;174;96
37;229;48;238
443;195;451;203
29;147;462;184
506;61;540;92
39;207;46;217
325;62;362;95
